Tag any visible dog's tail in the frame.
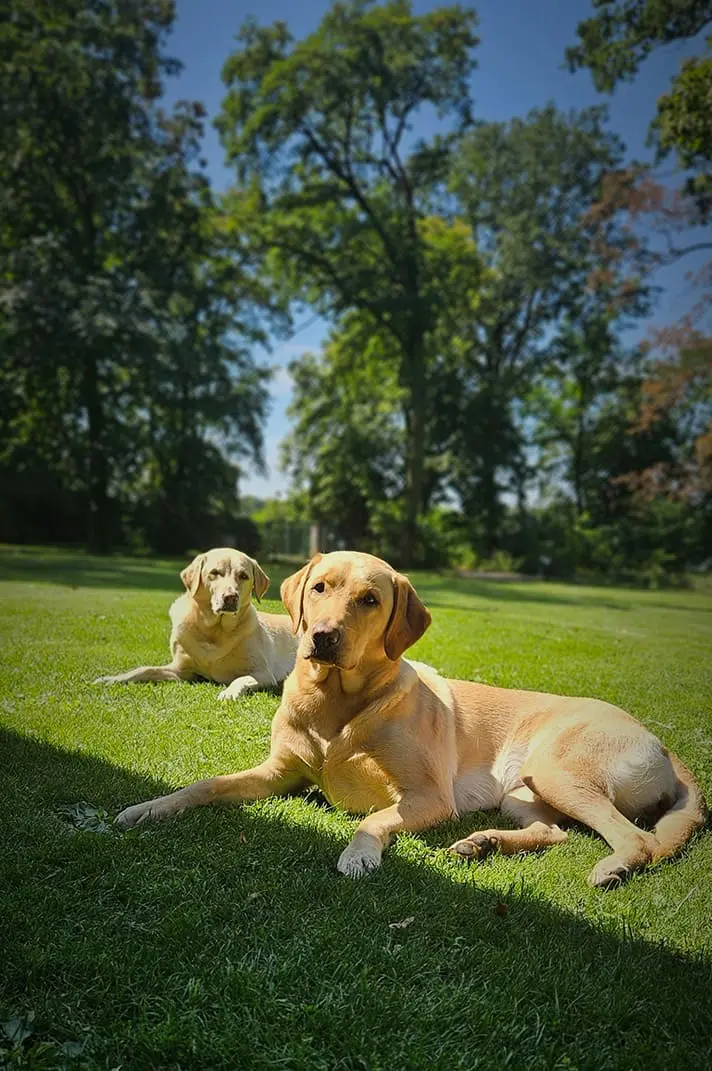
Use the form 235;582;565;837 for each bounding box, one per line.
652;751;708;861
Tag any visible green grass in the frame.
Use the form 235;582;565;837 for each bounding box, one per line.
1;545;711;1070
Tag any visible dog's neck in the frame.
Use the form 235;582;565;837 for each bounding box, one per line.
285;655;409;738
296;654;401;699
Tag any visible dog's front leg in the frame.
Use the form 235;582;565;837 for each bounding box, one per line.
337;794;451;878
115;756;305;830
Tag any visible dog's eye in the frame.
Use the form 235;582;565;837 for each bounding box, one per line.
361;593;378;607
237;571;248;581
208;569;219;579
312;582;325;594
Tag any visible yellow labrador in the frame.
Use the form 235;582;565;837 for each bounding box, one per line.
95;548;297;701
115;552;707;887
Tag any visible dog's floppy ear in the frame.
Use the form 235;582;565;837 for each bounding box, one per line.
250;558;270;602
384;572;431;661
280;554;322;634
180;553;205;598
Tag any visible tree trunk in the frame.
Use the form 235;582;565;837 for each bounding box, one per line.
572;383;588;519
480;454;499;557
479;376;501;557
402;337;426;568
83;351;109;554
572;435;585;518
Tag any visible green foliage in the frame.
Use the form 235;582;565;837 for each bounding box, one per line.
520;496;704;585
566;1;712;205
439;105;641;553
566;1;712;91
657;35;712;182
1;0;707;580
282;319;405;550
529;314;645;515
217;0;481;562
0;0;271;554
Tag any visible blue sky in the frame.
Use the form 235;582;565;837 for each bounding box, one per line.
164;1;702;497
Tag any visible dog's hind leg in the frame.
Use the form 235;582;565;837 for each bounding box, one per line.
94;664;189;685
448;785;568;861
516;748;660;889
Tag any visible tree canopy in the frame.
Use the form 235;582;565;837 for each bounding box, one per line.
1;0;708;581
0;0;272;552
216;0;481;563
567;0;712;208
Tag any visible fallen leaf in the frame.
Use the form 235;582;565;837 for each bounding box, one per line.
57;801;114;834
388;916;416;930
2;1012;34;1046
60;1041;85;1058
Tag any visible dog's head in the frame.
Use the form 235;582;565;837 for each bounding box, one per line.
181;548;270;617
280;551;431;671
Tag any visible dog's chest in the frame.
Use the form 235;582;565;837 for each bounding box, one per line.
322;746;398;813
295;724;398;814
174;628;251;681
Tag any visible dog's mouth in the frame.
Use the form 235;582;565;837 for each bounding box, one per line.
303;648;356;672
214;600;240;615
304;648;338;665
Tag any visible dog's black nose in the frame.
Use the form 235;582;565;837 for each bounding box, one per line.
220;594;238;611
311;624;341;657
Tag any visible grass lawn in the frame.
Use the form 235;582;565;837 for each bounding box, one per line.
1;545;711;1070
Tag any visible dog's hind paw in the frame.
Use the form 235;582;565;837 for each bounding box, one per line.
447;832;499;861
588;855;631;890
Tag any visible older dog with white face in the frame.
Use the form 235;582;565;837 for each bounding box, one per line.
114;551;706;887
95;547;297;701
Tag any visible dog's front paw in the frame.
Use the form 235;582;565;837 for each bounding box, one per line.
115;801;153;829
217;676;257;701
447;832;499;861
115;796;175;830
337;832;382;878
94;674;122;685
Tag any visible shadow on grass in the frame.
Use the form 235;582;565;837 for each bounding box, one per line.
0;546;184;593
415;576;632;613
2;728;711;1070
418;579;711;615
0;546;294;597
3;547;707;621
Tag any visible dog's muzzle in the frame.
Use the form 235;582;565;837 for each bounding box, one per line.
307;624;342;663
217;594;239;614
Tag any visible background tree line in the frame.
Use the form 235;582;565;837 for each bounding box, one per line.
1;0;710;581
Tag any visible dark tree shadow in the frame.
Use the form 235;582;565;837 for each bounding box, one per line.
2;728;711;1070
0;547;185;592
417;576;710;614
0;547;293;596
2;548;707;620
415;577;631;612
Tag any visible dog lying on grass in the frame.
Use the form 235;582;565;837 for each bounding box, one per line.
95;547;297;701
115;551;707;887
